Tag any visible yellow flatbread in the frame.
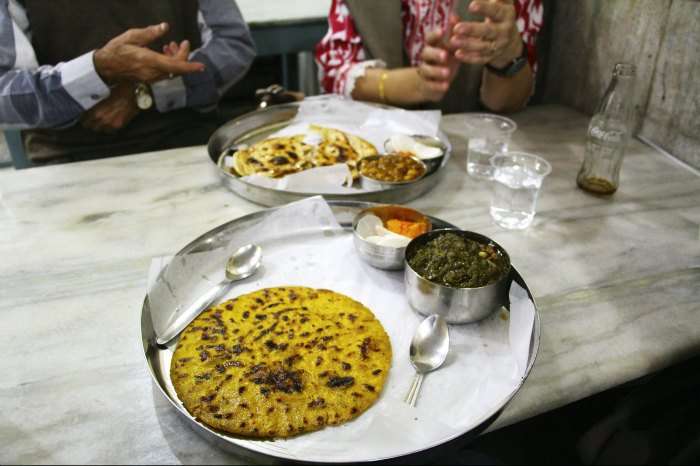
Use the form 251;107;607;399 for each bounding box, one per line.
171;287;392;439
231;135;313;178
226;126;377;181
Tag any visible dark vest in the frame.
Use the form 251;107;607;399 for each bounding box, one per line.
22;0;214;163
345;0;483;114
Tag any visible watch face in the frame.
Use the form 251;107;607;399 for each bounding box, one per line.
136;85;153;110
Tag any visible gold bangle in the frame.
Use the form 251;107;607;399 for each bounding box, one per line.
378;71;389;103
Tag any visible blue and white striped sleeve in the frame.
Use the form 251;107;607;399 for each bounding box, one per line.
0;0;110;129
151;0;256;113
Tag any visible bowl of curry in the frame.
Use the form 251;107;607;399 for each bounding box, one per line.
359;154;427;190
404;230;512;324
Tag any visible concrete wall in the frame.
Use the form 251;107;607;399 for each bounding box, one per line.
543;0;700;170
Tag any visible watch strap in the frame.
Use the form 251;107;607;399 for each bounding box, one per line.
486;41;528;78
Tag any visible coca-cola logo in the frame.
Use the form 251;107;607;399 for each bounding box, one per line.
589;126;624;143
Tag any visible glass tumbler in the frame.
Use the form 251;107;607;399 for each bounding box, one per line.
489;152;552;230
465;114;517;179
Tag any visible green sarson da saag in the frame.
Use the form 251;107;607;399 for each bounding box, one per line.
408;233;509;288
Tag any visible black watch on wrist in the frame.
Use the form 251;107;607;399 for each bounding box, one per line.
486;41;528;78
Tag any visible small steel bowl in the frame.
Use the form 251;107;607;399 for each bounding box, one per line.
358;154;428;191
384;134;447;175
404;229;512;324
352;205;432;270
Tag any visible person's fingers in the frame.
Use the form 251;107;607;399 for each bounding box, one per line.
422;80;449;101
174;40;191;61
469;0;509;23
452;21;498;41
132;48;205;81
450;36;495;55
419;63;451;82
425;29;444;46
82;113;110;132
448;14;460;28
163;41;175;56
455;49;491;65
150;52;204;74
121;22;170;47
421;45;449;66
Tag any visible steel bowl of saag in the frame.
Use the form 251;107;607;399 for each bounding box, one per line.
404;229;512;324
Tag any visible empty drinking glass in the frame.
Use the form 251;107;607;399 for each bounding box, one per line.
465;114;517;179
490;152;552;230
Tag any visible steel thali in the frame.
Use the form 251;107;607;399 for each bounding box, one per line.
207;101;452;207
141;201;540;463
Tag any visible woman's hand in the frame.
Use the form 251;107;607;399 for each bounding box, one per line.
449;0;523;68
417;27;461;102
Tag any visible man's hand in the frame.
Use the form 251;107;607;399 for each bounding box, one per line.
449;0;523;68
81;83;140;133
417;26;461;102
94;23;204;84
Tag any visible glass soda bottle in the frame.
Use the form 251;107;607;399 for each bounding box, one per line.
577;63;636;195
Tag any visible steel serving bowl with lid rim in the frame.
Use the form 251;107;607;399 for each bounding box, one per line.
404;229;512;324
352;205;432;270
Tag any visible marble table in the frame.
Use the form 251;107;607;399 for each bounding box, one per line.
1;105;699;464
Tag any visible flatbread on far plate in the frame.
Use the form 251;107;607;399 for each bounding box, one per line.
309;125;378;179
227;126;378;181
231;135;313;178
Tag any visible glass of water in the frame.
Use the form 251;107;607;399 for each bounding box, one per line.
465;114;517;179
490;152;552;230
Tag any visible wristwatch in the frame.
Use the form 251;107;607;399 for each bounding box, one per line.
486;41;528;78
134;83;154;110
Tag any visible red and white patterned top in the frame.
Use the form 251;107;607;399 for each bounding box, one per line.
315;0;544;96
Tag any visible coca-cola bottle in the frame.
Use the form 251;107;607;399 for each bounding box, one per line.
577;63;636;195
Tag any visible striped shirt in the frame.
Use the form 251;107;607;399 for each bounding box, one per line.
0;0;256;130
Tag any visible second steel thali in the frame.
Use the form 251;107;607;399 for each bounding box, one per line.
207;100;452;207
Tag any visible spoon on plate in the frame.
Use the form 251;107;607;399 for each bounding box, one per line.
155;244;263;346
404;314;450;407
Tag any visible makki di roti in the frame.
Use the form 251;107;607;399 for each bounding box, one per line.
230;135;314;178
170;287;392;439
228;125;378;180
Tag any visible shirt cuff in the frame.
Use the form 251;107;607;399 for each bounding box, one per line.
59;51;110;110
151;77;187;113
344;60;387;98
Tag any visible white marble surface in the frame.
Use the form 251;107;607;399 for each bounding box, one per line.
1;105;699;464
237;0;331;25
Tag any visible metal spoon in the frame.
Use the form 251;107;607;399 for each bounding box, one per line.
155;244;262;346
404;314;449;407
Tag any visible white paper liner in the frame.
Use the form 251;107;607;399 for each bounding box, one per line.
147;197;340;341
146;197;535;461
231;96;442;194
242;164;357;194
